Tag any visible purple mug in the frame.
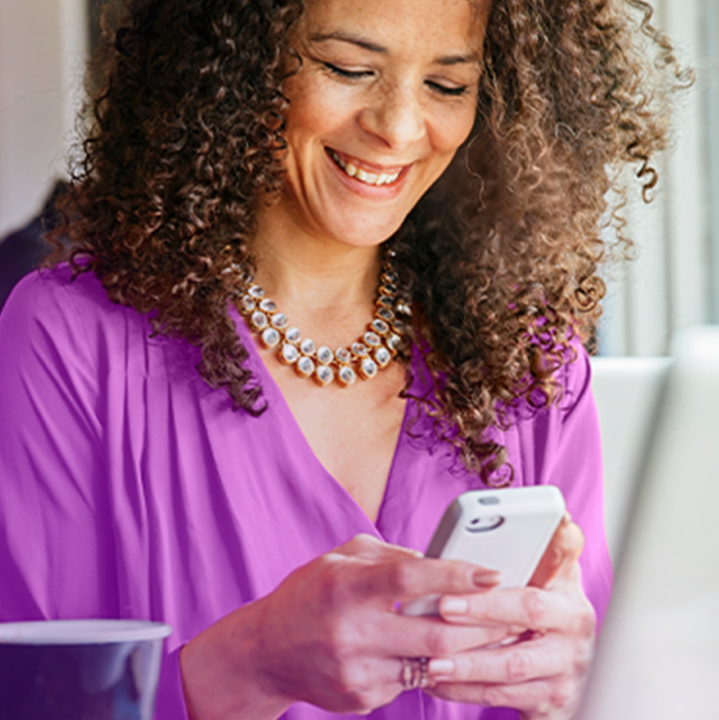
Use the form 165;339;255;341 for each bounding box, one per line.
0;619;172;720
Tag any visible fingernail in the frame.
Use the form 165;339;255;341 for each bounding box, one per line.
401;548;424;559
428;658;455;678
441;597;468;615
473;569;500;586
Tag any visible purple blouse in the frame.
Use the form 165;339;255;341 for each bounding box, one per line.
0;266;612;720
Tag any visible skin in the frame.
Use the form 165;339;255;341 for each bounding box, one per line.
426;517;595;719
251;0;486;520
180;1;597;718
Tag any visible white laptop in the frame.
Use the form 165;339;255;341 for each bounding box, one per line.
579;325;719;719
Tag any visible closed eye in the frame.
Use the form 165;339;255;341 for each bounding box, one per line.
321;61;469;96
322;62;373;80
427;81;469;97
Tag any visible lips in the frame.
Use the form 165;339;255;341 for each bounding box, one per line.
327;148;405;187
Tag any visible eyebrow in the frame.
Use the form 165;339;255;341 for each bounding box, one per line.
309;31;387;54
309;31;480;66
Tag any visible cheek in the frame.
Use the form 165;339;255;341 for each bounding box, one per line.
284;99;325;147
429;103;477;158
283;77;354;148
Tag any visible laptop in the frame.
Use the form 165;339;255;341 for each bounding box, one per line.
579;325;719;719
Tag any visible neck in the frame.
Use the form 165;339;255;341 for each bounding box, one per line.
250;202;385;341
242;200;405;386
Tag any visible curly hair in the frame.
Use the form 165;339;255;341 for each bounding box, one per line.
52;0;685;483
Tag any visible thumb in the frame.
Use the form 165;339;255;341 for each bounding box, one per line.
529;514;584;588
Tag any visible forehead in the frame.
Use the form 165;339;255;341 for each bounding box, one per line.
299;0;488;56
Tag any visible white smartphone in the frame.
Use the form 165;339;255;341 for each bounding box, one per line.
401;485;566;616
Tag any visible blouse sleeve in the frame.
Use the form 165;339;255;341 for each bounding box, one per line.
520;344;613;627
0;270;118;620
0;270;191;719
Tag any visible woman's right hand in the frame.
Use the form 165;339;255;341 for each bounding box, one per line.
180;534;503;720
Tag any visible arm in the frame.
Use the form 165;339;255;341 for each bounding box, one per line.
0;271;113;621
420;348;609;718
1;274;506;720
424;521;595;719
0;272;194;719
180;598;292;720
1;283;506;719
179;535;505;720
0;272;202;720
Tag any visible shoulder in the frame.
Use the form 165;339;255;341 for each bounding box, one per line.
3;263;126;327
0;264;168;379
491;337;599;482
515;335;593;422
555;337;593;414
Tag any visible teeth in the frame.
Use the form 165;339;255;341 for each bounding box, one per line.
357;169;378;184
330;149;401;187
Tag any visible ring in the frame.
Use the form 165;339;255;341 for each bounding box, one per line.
400;657;429;690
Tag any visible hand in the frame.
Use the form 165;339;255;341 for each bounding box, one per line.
181;534;503;720
423;518;596;720
255;534;505;713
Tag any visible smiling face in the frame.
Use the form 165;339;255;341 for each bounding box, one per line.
261;0;489;251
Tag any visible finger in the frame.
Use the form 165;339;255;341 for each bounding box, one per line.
353;555;500;602
425;677;579;717
529;517;584;588
332;534;424;562
425;633;569;685
373;614;515;658
437;585;595;637
329;535;500;602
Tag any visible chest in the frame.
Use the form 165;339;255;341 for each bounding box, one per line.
104;335;525;607
263;356;407;523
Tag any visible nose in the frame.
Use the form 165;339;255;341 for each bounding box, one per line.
358;83;426;151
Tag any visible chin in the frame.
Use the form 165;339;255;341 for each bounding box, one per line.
328;223;404;250
318;207;410;249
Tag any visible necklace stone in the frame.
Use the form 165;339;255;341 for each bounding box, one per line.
236;260;409;388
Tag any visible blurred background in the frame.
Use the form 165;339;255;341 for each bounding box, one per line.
1;0;718;355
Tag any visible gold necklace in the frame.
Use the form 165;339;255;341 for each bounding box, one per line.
236;259;409;388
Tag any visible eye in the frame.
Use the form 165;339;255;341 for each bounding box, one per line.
427;81;469;97
322;62;373;81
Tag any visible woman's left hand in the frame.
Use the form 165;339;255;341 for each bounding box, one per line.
423;518;596;719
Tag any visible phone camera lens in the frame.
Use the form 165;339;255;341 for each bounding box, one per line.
466;515;504;532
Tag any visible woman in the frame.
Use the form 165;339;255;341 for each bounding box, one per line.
0;0;676;717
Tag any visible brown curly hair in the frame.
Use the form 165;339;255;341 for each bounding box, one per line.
52;0;685;482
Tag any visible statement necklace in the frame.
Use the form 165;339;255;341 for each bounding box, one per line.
236;259;409;388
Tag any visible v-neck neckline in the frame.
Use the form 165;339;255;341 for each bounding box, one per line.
231;305;412;531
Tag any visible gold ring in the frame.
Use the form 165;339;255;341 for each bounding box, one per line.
400;657;429;690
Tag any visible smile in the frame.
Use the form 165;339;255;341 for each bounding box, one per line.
327;149;403;187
